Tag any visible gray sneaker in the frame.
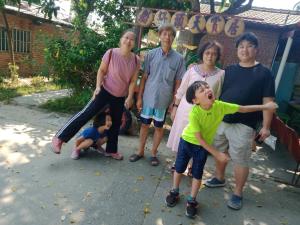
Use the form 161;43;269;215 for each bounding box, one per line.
227;194;243;210
205;177;226;187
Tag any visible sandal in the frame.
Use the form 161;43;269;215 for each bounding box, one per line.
150;156;159;166
129;154;144;162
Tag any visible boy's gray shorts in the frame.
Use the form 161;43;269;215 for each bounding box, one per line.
213;122;255;167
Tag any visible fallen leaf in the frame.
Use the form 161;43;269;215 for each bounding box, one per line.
95;171;101;176
11;186;17;192
144;207;151;214
137;176;144;181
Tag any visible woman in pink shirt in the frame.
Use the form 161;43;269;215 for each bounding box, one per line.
51;29;140;160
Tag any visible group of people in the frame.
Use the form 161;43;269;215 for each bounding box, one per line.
51;24;277;218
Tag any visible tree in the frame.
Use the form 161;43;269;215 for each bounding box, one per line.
0;0;59;81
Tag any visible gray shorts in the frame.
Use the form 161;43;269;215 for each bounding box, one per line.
213;122;255;167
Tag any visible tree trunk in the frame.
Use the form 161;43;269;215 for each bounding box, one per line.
1;9;15;65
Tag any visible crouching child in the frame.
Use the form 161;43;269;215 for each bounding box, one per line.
71;112;112;160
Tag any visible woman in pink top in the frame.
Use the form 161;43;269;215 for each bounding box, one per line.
51;29;140;160
167;41;224;156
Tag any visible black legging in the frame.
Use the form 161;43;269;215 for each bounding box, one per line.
56;87;125;153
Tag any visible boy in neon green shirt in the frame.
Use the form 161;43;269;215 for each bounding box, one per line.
165;81;277;218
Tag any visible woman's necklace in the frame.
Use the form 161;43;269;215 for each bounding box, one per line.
195;65;218;81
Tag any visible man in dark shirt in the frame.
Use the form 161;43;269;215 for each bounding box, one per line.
205;32;275;210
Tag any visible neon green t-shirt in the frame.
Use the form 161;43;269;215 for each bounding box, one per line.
182;100;239;146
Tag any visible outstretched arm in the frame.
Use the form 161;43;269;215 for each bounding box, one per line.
238;101;277;113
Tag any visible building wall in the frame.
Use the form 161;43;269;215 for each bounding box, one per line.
0;12;70;76
200;27;281;68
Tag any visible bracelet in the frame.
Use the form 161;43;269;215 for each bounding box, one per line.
173;103;179;107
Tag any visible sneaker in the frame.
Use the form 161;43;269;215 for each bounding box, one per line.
227;194;243;210
51;136;63;154
185;199;199;218
71;149;80;160
104;152;124;160
165;190;179;207
205;177;226;187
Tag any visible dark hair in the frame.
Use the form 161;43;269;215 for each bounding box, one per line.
197;41;222;62
121;29;137;39
235;32;258;48
158;23;176;37
186;81;208;104
93;105;110;127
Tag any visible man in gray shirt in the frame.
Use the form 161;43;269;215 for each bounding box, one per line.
129;24;186;166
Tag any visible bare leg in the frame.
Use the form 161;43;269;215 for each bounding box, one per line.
190;178;201;198
215;151;229;180
150;127;164;157
136;124;150;156
173;171;182;189
75;136;85;147
233;165;249;196
96;137;108;152
76;139;94;150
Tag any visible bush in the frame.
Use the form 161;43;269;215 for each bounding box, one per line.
44;27;107;92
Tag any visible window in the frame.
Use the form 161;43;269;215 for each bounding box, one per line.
0;27;31;53
0;27;8;52
13;29;31;53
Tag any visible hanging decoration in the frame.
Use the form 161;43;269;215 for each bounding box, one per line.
137;8;154;27
206;15;225;35
154;10;171;26
224;18;245;37
188;14;206;34
171;12;188;30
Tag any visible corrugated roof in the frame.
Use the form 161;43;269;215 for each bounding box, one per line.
200;4;300;27
4;2;72;27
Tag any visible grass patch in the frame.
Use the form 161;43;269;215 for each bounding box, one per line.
0;79;60;102
40;89;92;113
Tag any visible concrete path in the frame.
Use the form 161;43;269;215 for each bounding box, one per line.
0;90;299;225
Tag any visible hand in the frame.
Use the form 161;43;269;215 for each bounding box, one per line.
258;127;270;142
187;63;197;70
125;97;133;109
136;97;142;113
170;107;177;121
92;87;101;100
215;152;230;163
264;101;278;111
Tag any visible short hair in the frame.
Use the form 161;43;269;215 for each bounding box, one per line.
197;41;222;62
186;81;209;104
235;32;258;48
121;29;137;39
158;24;176;37
93;105;110;127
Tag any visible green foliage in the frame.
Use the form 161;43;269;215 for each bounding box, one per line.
44;0;136;93
40;88;92;113
44;27;107;91
140;0;190;10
